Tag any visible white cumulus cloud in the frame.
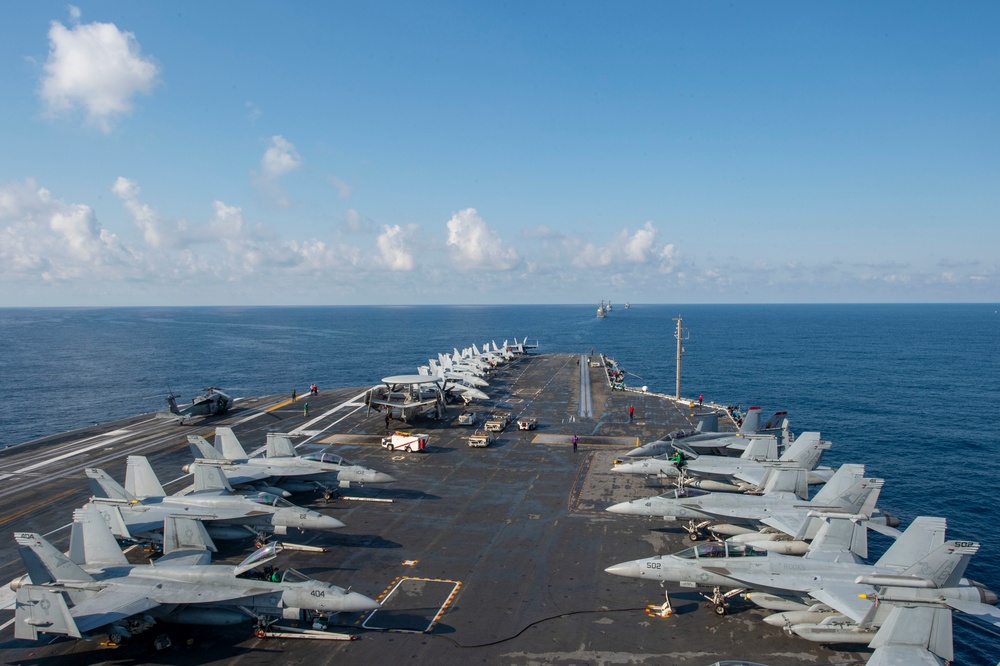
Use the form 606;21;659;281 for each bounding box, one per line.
112;176;181;249
255;135;302;207
445;208;519;271
376;224;416;271
261;135;302;178
39;7;159;132
567;221;679;273
0;179;141;282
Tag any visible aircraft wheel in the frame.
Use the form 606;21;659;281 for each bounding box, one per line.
688;533;700;541
713;604;727;616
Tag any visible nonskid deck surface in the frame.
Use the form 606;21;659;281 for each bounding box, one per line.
0;353;865;665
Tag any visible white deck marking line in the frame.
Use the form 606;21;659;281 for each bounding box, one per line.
579;354;593;418
289;390;371;443
7;431;135;475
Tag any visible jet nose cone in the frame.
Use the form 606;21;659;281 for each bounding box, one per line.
604;561;642;578
371;472;396;484
611;464;636;474
315;514;346;530
606;501;636;515
624;448;648;458
342;591;381;613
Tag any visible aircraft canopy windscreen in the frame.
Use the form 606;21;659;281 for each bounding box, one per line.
246;492;294;508
302;453;349;465
281;568;311;583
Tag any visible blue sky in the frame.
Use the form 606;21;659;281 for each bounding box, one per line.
1;2;998;306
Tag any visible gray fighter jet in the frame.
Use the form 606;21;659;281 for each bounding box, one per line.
84;455;344;545
612;432;833;491
607;464;891;546
605;515;995;622
850;562;1000;666
12;507;379;643
185;427;395;499
625;406;789;458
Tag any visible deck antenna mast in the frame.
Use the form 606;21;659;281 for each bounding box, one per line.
673;316;689;399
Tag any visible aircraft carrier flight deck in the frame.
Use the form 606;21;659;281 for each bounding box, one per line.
0;352;866;665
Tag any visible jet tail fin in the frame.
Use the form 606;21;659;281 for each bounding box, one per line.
215;427;248;459
69;507;128;566
798;476;882;540
809;463;865;505
162;515;217;554
695;412;719;433
875;517;948;570
741;435;778;460
265;432;297;458
805;514;868;559
737;406;762;434
191;462;233;492
867;605;953;664
85;467;132;501
897;540;978;589
761;468;808;496
760;410;787;432
15;586;82;640
125;456;165;499
15;532;93;584
188;434;222;460
778;431;824;466
77;504;133;548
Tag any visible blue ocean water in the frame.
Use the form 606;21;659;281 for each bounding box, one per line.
1;303;998;663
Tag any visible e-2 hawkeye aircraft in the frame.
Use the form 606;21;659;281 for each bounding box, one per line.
12;507;379;644
186;427;395;500
84;455;344;545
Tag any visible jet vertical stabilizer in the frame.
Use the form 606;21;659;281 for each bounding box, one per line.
867;605;953;665
162;515;217;555
897;541;979;589
125;456;166;499
809;464;865;505
79;504;133;546
70;507;129;566
215;427;249;459
796;477;883;541
874;517;948;570
804;514;869;560
760;468;808;497
191;462;234;492
695;412;719;433
15;532;94;584
741;435;778;460
188;435;223;460
266;432;298;458
737;406;762;434
778;432;826;469
760;410;788;432
85;467;133;501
